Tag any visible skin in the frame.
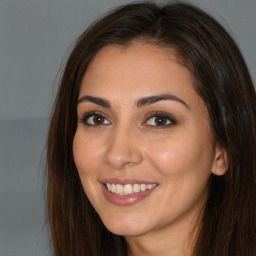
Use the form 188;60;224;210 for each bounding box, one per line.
73;43;227;256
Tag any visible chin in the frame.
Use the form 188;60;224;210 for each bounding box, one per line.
101;217;150;237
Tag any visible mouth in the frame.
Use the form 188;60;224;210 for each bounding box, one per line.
105;183;157;195
100;179;158;206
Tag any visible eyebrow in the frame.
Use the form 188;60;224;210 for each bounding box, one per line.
77;94;190;109
77;95;111;108
137;94;190;109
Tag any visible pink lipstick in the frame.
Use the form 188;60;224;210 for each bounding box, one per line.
100;179;158;206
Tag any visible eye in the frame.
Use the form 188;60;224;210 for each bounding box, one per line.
147;116;171;126
143;112;176;127
80;112;111;126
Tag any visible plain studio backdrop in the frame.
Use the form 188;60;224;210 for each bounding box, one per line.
0;0;255;255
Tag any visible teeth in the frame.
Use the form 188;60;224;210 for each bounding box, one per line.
106;183;111;190
115;184;123;194
124;184;133;195
105;183;157;195
111;184;115;192
141;184;146;192
133;184;140;193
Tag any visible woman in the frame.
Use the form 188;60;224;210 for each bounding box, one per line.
46;2;256;256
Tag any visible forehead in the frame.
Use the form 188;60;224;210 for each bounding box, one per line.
79;43;202;110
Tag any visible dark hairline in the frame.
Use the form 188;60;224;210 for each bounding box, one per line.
46;1;256;255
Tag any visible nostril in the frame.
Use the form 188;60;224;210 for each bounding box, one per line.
102;130;143;169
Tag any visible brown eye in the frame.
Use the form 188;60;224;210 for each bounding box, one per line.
81;113;111;126
146;116;171;126
144;113;176;127
155;116;168;125
93;115;105;124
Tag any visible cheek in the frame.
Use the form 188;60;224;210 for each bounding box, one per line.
72;131;106;207
145;132;213;217
146;130;213;179
73;131;102;175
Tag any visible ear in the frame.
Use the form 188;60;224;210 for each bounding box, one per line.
211;143;228;176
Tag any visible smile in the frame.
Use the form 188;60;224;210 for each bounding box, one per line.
105;183;157;195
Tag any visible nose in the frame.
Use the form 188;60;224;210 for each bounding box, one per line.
103;125;143;170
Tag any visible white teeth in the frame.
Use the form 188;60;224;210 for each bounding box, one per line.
141;184;146;192
106;183;111;190
105;183;157;195
124;184;133;195
146;184;153;189
110;184;115;192
115;184;123;194
133;184;141;193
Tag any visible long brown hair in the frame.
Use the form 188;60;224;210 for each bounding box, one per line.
46;2;256;255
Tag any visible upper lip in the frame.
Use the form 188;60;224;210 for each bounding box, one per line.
100;178;158;185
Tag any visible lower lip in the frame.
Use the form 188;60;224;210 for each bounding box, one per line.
101;183;157;206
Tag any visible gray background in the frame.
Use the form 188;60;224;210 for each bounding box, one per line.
0;0;255;255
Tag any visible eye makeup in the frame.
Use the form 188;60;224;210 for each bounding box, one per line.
79;109;177;129
79;111;111;127
143;111;177;128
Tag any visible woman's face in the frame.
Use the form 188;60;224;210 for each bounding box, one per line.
73;43;226;237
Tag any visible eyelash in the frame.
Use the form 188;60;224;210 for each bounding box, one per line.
79;111;176;128
80;111;111;127
143;111;177;128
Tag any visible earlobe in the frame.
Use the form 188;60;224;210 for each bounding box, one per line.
211;144;228;176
